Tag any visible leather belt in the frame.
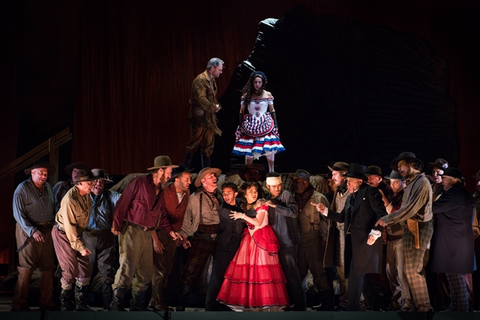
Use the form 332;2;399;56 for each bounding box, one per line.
194;232;217;240
127;221;155;232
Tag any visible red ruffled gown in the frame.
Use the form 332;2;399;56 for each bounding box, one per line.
216;204;289;311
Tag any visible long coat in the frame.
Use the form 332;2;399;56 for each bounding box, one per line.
327;183;387;275
431;184;475;274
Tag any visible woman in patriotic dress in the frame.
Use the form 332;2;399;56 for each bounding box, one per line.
233;71;285;172
217;182;289;311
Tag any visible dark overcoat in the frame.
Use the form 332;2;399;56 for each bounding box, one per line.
431;184;476;274
327;183;387;275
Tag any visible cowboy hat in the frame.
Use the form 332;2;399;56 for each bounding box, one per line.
194;167;221;187
390;152;424;171
328;161;349;172
75;169;96;183
64;161;89;175
147;155;179;171
91;168;113;183
24;160;56;176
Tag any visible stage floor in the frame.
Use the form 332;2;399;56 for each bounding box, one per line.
2;293;480;320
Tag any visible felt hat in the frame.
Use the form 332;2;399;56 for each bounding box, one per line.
429;158;448;170
170;163;193;180
328;161;349;172
64;161;89;176
440;167;463;180
75;169;96;183
390;152;424;171
147;155;179;171
91;168;113;183
24;160;56;176
194;167;221;187
344;163;367;180
238;163;267;181
384;170;405;181
366;165;382;176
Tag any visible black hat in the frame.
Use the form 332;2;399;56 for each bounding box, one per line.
384;170;405;181
75;169;96;183
238;163;267;182
390;152;424;172
91;169;113;183
170;163;193;180
440;167;463;180
64;161;90;176
429;158;448;170
344;163;366;180
366;165;382;176
24;160;56;176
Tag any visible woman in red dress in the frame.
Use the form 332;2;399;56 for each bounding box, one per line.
217;182;289;311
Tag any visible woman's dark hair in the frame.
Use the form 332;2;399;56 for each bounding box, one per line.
241;71;268;111
239;181;260;211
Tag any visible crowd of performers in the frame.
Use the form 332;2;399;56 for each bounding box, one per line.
10;58;480;312
11;154;480;312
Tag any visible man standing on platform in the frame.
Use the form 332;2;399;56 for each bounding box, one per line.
184;57;224;169
12;161;57;311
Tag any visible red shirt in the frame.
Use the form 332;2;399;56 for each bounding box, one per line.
162;183;190;231
112;174;172;232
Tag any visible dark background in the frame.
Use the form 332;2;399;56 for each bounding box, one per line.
1;0;479;268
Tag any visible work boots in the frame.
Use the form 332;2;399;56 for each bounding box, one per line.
109;287;126;311
100;282;113;310
11;267;34;311
59;288;75;311
176;283;191;312
74;284;92;311
129;290;148;311
39;271;56;311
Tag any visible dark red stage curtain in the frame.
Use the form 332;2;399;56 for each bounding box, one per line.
72;0;295;175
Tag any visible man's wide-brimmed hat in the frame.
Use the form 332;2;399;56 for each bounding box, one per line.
91;168;113;183
75;169;96;183
194;167;221;187
344;163;366;180
24;160;56;176
429;158;448;170
64;161;89;176
328;162;349;172
170;163;193;180
238;163;267;181
366;165;382;176
293;169;311;184
440;167;463;180
390;152;424;171
384;170;405;181
147;155;179;171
